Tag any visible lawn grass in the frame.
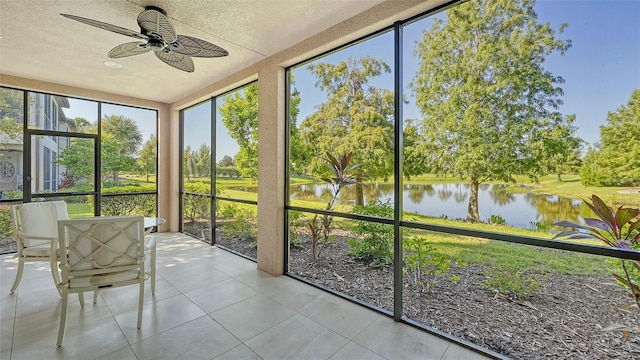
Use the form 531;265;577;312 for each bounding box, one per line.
67;203;94;218
107;173;635;277
506;174;639;206
324;212;607;276
413;231;605;276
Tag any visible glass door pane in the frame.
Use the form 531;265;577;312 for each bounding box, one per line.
30;134;95;194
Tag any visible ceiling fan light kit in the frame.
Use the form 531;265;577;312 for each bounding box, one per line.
61;6;228;72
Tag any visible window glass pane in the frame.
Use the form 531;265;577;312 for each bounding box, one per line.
27;93;98;134
402;229;634;359
289;31;395;216
32;135;94;194
400;3;640;357
100;103;157;195
288;209;394;312
0;87;24;200
183;101;212;194
182;101;212;240
215;83;258;198
183;193;211;242
216;200;257;260
402;0;639;232
286;30;395;314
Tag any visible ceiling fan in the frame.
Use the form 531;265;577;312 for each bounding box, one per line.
61;6;228;73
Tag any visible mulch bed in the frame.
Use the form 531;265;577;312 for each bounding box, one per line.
287;235;640;360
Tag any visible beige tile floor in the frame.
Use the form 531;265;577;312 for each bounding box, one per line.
0;233;493;360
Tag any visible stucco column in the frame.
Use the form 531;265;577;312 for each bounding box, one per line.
158;104;177;232
256;64;285;275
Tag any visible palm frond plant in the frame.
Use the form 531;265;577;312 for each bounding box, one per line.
308;152;365;259
554;194;640;308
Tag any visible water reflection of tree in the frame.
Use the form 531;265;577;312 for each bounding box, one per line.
409;186;426;203
438;188;452;201
489;185;515;206
341;183;395;206
453;183;468;203
290;186;318;201
524;193;582;226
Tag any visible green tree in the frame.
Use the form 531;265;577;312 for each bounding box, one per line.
73;117;95;132
218;82;305;179
183;145;193;181
217;155;234;167
0;88;24;143
58;114;142;184
580;89;640;186
409;0;571;222
530;114;583;182
137;135;157;182
56;137;95;180
299;56;395;205
101;114;142;183
219;84;258;178
288;86;309;176
194;144;211;177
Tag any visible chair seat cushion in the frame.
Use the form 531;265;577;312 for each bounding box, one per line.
22;244;52;257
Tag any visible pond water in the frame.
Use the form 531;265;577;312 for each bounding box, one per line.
285;182;587;229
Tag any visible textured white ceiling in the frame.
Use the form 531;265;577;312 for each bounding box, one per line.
0;0;386;103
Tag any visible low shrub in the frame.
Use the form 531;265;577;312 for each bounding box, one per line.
403;233;451;292
348;199;393;266
488;214;507;225
0;207;14;240
481;268;546;300
218;203;257;240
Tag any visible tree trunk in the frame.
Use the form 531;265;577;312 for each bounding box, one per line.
557;173;562;182
466;179;480;222
355;183;364;206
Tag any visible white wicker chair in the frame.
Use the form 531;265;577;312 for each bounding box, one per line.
56;216;147;347
9;201;68;294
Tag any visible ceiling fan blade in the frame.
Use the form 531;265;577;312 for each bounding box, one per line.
138;9;177;43
170;35;229;58
155;50;194;72
61;13;148;40
108;42;151;58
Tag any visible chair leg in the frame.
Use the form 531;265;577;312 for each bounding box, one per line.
9;259;25;293
57;289;69;347
93;290;100;304
50;257;62;297
151;245;156;295
137;280;144;329
78;292;84;307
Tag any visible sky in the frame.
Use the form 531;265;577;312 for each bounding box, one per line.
67;0;640;161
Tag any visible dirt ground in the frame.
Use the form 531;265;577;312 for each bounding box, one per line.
287;235;640;360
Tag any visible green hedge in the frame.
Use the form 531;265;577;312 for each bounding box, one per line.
90;184;158;216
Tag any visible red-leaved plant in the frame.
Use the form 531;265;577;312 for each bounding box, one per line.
554;194;640;309
307;152;364;259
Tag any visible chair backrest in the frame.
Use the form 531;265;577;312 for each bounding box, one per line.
57;216;145;276
12;201;69;248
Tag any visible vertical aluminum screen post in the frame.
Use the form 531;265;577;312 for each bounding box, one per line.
211;99;217;245
393;21;404;322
